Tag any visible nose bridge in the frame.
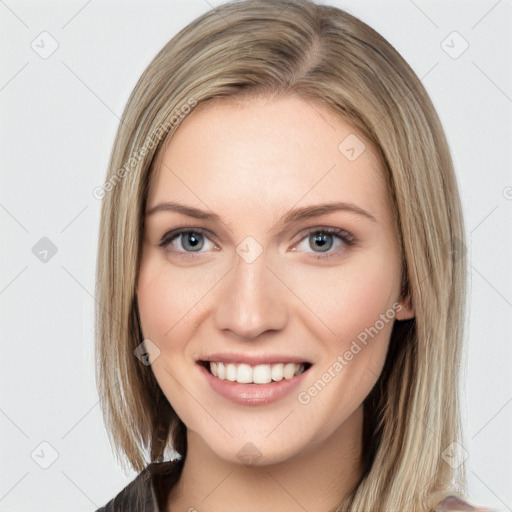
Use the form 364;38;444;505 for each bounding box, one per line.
213;246;287;340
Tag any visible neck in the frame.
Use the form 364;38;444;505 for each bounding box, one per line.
166;405;365;512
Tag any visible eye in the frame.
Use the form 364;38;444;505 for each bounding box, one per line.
158;226;355;260
158;229;218;257
293;228;355;259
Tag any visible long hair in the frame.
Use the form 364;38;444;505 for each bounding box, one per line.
95;1;467;510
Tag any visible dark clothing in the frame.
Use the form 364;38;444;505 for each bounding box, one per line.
96;459;183;512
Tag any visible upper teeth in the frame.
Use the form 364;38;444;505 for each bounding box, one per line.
209;362;305;384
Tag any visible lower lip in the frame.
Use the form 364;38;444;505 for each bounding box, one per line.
198;363;310;406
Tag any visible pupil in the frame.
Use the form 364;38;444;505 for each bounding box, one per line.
310;232;333;252
183;232;203;251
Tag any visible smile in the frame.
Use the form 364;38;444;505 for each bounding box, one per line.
204;361;309;384
198;359;312;406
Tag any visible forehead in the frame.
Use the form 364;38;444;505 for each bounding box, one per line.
147;95;389;224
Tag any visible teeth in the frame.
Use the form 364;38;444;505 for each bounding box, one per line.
253;364;272;384
208;361;306;384
226;363;237;382
271;363;283;382
283;363;296;379
237;364;252;383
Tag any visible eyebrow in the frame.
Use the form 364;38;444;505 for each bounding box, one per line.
146;200;377;226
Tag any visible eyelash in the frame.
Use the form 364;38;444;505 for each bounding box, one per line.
158;227;356;261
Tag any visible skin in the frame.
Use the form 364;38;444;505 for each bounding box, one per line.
137;94;414;512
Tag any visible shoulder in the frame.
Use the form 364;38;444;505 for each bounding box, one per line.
95;458;184;512
435;494;493;511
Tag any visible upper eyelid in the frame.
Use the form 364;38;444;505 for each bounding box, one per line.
159;227;218;246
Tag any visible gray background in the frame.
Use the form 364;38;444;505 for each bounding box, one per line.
1;0;511;510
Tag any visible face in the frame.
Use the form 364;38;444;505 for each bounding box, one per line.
137;94;413;467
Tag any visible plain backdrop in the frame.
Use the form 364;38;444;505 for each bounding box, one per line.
1;1;511;511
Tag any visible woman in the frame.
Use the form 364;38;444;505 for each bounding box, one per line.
94;1;490;510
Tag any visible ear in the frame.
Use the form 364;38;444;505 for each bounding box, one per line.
394;293;415;321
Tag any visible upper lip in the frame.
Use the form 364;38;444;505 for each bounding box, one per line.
198;353;312;365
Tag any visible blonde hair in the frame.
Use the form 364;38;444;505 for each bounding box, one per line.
95;1;467;510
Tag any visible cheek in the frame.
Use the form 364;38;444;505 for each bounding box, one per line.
137;253;214;343
294;271;398;432
290;253;401;354
137;256;204;407
137;263;172;341
296;253;400;413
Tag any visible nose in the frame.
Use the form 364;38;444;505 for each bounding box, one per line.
213;249;288;341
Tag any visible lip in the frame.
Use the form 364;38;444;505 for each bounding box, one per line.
198;361;312;406
198;353;311;365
